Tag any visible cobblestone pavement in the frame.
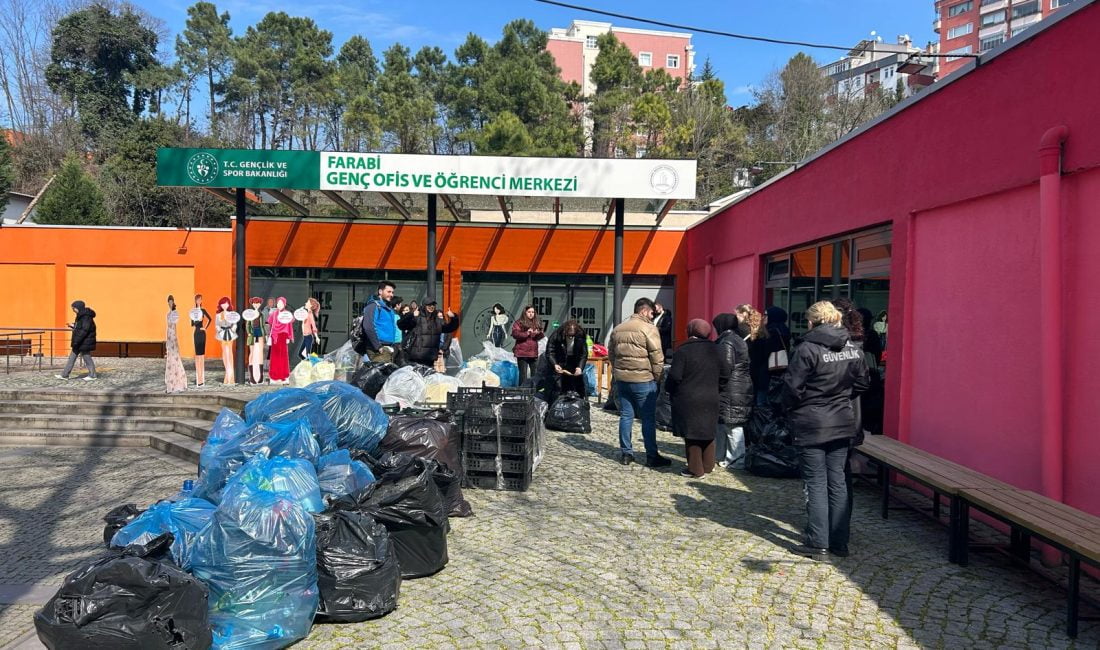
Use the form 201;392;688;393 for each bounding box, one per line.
1;406;1097;648
0;357;284;396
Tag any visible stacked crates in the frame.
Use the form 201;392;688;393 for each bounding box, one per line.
448;387;539;491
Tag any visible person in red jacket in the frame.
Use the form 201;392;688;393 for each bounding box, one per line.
511;305;544;386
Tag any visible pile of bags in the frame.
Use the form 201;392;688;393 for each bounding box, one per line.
291;355;337;387
745;376;800;478
42;379;471;649
462;342;515;388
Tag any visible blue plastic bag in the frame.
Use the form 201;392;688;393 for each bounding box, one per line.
305;381;390;453
190;482;319;650
584;363;597;396
316;449;376;501
226;455;324;514
239;419;321;466
244;388;339;454
195;409;249;504
491;361;519;388
110;497;217;570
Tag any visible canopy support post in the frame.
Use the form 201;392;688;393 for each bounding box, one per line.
234;188;247;384
427;194;438;302
613;197;625;328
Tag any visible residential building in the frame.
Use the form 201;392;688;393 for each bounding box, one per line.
819;35;936;101
547;20;695;99
935;0;1077;76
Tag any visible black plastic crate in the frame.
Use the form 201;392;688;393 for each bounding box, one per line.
463;469;533;491
463;451;534;475
462;412;537;434
465;400;536;421
462;435;534;457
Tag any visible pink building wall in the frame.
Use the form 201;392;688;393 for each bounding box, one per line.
546;38;584;86
685;2;1100;515
610;31;691;81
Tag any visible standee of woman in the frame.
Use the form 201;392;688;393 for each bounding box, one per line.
267;297;294;384
165;295;187;394
487;303;510;348
190;294;212;387
215;297;238;385
244;297;266;385
511;305;544;386
299;297;320;359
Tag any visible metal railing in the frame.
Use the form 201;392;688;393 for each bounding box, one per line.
0;327;69;374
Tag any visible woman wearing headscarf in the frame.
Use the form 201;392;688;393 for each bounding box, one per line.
713;313;753;469
666;319;729;478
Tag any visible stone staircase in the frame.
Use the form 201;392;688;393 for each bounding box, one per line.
0;390;250;465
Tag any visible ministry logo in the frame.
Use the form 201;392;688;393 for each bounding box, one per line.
186;152;219;185
649;164;678;195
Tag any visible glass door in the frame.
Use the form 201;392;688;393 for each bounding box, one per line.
311;282;352;355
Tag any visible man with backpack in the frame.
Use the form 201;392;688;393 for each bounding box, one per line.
359;281;399;363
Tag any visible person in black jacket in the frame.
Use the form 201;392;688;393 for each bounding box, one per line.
653;302;673;357
780;301;870;559
397;298;459;366
56;300;98;381
713;313;753;469
666;319;728;478
546;321;588;396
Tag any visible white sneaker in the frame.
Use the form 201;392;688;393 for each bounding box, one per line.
717;460;730;468
55;374;69;380
83;376;97;381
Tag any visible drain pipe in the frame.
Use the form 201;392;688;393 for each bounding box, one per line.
1039;125;1068;504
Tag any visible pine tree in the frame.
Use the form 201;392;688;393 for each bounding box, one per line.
34;155;108;225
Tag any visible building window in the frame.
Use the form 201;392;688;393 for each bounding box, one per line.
666;54;680;69
980;9;1006;26
947;22;974;39
638;51;652;67
946;45;974;61
1052;0;1075;8
948;0;973;15
980;0;1000;5
585;35;598;49
1011;25;1033;36
980;34;1004;50
1012;0;1040;18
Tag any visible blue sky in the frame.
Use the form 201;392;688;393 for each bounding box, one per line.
136;0;936;106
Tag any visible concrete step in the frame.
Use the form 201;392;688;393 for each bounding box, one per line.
0;400;222;421
0;429;202;465
0;389;248;410
0;414;213;436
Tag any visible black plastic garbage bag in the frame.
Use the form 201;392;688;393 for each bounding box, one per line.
533;355;557;403
406;364;437;379
351;362;398;399
377;416;471;517
102;504;143;547
313;510;401;622
655;370;673;432
745;444;801;479
545;392;591;433
34;534;211;650
602;382;620;414
330;454;448;578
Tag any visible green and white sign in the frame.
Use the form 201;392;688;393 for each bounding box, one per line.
158;148;697;199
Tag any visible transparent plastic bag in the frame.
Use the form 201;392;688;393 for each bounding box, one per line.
109;498;217;570
291;360;315;387
476;341;517;365
457;366;500;388
190;483;318;650
379;366;428;407
323;340;361;382
444;339;463;376
311;360;336;383
194;409;249;504
423;373;461;404
226;455;324;513
317;449;376;501
305;380;390;453
244;387;339;454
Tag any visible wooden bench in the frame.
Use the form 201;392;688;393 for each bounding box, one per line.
856;435;1099;637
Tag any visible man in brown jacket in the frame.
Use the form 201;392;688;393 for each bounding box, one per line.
609;297;671;467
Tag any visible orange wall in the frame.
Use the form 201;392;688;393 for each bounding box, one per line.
0;226;232;356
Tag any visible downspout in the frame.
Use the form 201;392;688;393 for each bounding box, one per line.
1038;125;1068;503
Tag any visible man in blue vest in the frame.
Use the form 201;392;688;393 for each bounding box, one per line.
361;280;399;363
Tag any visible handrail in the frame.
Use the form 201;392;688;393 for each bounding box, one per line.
0;327;66;374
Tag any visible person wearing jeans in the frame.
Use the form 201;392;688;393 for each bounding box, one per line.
57;300;97;381
779;301;870;559
608;297;669;467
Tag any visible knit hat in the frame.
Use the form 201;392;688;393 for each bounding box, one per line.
687;319;712;339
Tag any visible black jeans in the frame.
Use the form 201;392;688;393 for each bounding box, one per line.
797;439;853;551
517;357;537;386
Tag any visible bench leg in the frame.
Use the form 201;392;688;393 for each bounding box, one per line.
1010;528;1031;564
879;464;890;520
948;495;960;563
932;490;941;520
955;500;970;567
1068;556;1080;638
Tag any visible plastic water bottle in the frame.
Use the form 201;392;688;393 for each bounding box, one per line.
174;479;194;501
